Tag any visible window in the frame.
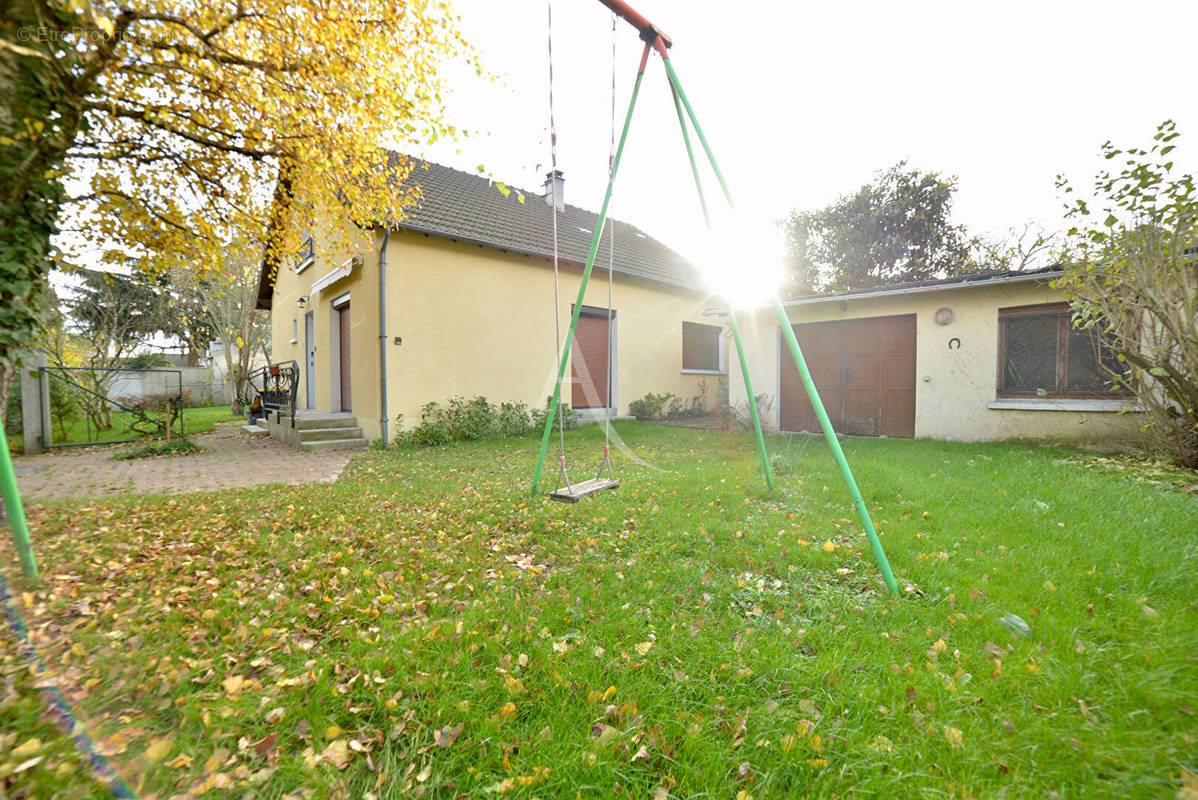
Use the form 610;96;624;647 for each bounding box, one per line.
296;235;315;273
290;319;298;343
682;322;724;372
998;304;1127;397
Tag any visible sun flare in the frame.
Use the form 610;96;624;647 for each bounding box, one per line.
694;217;785;309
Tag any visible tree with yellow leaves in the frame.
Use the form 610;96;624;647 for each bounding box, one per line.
0;0;473;418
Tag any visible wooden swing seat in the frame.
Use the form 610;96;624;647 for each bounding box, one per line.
549;477;619;503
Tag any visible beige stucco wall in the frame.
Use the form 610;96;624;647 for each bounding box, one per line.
271;228;725;442
729;279;1146;447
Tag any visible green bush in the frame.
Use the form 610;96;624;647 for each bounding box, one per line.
396;396;579;449
630;391;708;422
114;439;202;460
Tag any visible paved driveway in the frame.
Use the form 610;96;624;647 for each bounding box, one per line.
9;424;357;504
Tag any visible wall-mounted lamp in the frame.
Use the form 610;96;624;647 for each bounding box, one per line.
297;295;309;308
393;336;403;346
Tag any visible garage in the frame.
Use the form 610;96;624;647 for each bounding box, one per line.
779;314;916;437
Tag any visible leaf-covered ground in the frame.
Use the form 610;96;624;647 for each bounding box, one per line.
2;423;1196;799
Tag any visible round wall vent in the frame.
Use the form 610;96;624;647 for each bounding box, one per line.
934;307;954;325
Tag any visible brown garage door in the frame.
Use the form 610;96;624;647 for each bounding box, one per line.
572;309;611;409
780;314;915;437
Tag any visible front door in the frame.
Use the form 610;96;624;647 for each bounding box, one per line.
338;303;352;412
304;311;316;409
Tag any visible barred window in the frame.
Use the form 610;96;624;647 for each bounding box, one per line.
998;304;1128;397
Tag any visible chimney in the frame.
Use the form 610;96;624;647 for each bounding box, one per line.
542;170;564;211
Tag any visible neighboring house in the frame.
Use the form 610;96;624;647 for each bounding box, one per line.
726;268;1145;445
256;162;726;442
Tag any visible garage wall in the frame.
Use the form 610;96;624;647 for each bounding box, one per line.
729;280;1146;446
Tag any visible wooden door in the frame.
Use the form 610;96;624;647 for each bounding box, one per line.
338;304;352;412
779;314;916;437
779;320;843;433
879;315;916;437
572;311;610;409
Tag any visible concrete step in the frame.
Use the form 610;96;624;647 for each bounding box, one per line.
240;424;269;436
291;416;359;430
296;426;363;442
298;437;369;453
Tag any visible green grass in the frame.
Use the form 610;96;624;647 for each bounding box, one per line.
2;424;1196;798
7;405;241;452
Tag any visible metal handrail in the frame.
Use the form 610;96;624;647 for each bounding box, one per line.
248;360;300;428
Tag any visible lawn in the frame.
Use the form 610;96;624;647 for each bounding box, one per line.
6;404;242;453
2;424;1196;798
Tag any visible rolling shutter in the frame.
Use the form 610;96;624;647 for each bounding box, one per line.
572;312;610;409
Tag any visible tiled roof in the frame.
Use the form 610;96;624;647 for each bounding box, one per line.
390;156;705;292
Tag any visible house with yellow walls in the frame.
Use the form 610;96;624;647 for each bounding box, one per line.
255;160;727;447
724;268;1146;446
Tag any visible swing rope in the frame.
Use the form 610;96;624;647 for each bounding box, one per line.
546;0;571;491
599;10;617;481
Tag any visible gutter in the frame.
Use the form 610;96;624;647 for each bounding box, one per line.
378;228;391;443
702;270;1063;317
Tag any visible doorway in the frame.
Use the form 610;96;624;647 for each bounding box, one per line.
337;302;352;413
304;311;316;409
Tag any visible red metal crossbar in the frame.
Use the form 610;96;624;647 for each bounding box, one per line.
596;0;672;49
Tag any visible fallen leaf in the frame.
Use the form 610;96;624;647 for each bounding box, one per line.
499;702;517;720
435;723;462;748
944;726;964;748
322;739;351;769
636;641;654;656
12;739;42;759
252;733;279;759
1177;769;1198;800
221;675;246;695
822;540;836;554
868;735;895;753
145;736;174;763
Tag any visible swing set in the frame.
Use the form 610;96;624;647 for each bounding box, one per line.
528;0;901;596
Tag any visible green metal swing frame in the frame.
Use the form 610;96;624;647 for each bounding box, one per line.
529;0;900;596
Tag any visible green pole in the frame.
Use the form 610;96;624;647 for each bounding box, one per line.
661;58;733;207
664;57;899;596
727;310;774;489
669;81;711;228
531;45;651;496
0;426;38;579
773;298;899;596
666;71;773;489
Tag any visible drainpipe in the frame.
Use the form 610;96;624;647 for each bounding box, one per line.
378;227;391;443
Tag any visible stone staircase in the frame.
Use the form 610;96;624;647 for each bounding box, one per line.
263;411;369;453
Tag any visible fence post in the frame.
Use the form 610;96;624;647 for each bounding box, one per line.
19;351;48;454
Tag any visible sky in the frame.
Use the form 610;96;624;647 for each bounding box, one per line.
417;0;1198;267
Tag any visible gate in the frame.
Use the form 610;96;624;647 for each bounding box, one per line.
38;367;185;449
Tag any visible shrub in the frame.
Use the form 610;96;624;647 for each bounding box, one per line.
629;392;674;421
530;397;580;433
630;390;709;422
395;396;580;449
114;439;201;460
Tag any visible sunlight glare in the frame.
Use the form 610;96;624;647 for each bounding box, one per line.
696;217;784;309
